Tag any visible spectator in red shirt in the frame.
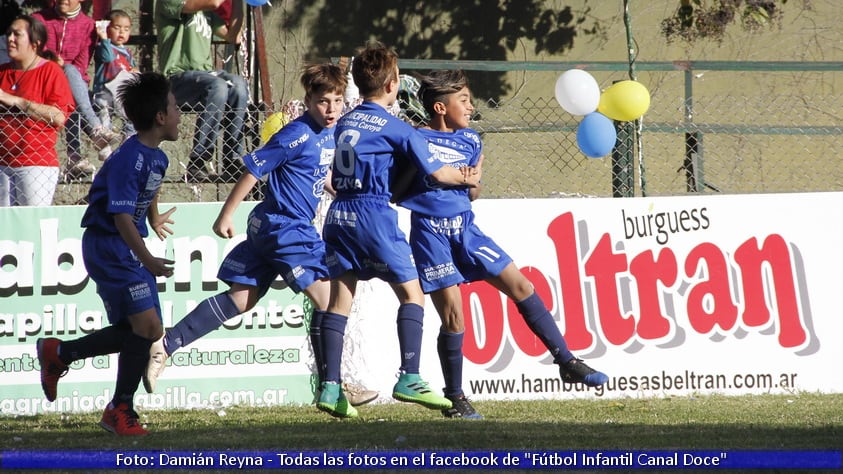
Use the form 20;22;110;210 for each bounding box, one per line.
0;15;74;206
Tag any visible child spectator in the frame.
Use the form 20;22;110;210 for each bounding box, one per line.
92;9;137;138
33;0;122;178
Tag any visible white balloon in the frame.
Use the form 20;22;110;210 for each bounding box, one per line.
554;69;600;116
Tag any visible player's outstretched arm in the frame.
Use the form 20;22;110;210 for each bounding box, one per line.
430;164;480;188
213;171;258;238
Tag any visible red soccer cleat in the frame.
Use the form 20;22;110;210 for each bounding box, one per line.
36;338;68;402
100;403;149;436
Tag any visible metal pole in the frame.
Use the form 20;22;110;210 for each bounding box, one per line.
624;0;646;197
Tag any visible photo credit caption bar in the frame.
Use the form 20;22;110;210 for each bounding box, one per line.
1;450;840;470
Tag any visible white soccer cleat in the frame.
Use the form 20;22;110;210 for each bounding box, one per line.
143;337;168;393
342;381;379;406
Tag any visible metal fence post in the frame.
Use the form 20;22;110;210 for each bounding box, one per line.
612;120;635;197
684;131;703;193
682;67;702;193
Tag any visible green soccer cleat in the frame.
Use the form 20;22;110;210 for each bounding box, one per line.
316;382;359;419
392;373;453;410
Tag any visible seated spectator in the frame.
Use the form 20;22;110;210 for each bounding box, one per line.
0;15;74;206
155;0;248;183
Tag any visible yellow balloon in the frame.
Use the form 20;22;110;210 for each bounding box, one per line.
597;80;651;122
260;112;290;144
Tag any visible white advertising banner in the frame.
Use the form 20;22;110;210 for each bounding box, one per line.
348;192;842;402
0;202;316;415
1;192;840;415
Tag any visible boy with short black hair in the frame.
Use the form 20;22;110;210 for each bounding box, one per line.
398;70;608;419
36;72;180;436
317;42;481;418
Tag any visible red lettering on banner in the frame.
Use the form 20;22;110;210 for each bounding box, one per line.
461;281;505;365
585;233;634;346
733;235;807;348
685;242;739;334
459;211;812;367
630;247;678;340
546;212;594;350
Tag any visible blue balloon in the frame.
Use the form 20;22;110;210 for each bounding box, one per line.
246;0;269;6
576;112;617;158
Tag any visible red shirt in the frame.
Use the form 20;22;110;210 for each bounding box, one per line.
0;60;75;167
32;8;97;82
215;0;233;23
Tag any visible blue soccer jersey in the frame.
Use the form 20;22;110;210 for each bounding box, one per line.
218;112;334;295
323;101;444;282
331;101;443;199
242;113;334;221
402;128;512;293
81;134;168;236
398;127;482;217
80;135;169;322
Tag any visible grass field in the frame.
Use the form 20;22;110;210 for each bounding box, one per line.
2;392;842;473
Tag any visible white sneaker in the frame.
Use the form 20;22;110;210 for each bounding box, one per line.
143;337;168;393
342;381;378;407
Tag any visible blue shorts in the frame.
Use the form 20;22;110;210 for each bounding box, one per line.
217;210;328;296
323;196;418;283
409;210;512;294
82;229;161;324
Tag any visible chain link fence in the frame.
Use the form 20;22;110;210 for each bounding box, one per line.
2;62;839;206
47;103;264;205
453;62;842;199
468;93;841;199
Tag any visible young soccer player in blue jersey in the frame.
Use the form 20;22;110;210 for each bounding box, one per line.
399;70;609;419
140;63;377;408
36;72;180;436
317;43;481;418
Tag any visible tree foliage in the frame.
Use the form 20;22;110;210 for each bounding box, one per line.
660;0;794;43
281;0;603;100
